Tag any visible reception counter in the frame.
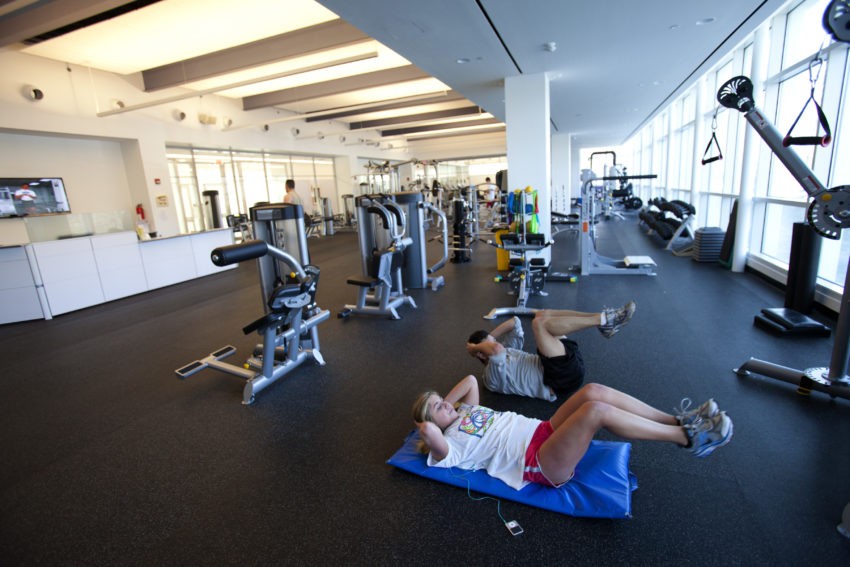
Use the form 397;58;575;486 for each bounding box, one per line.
0;229;235;324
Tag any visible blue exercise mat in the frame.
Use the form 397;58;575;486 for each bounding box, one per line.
387;431;637;518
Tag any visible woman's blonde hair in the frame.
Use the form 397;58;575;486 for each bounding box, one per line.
411;390;439;454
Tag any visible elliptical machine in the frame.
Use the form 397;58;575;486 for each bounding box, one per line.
339;195;417;319
175;203;330;405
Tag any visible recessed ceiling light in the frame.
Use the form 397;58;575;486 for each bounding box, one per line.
543;42;557;52
456;57;470;64
669;24;680;30
696;17;716;25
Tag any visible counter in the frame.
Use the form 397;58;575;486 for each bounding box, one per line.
1;229;235;323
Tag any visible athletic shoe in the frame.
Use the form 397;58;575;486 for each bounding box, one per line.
685;412;733;457
598;300;636;338
675;398;719;426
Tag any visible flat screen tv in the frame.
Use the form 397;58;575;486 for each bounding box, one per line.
0;177;71;218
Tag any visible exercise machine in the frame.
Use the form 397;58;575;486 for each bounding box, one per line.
484;188;552;319
717;75;850;400
340;195;417;319
176;203;330;404
310;186;336;237
450;197;473;263
393;190;448;290
579;172;658;276
609;166;643;210
483;232;551;319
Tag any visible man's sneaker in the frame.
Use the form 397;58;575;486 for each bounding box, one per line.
675;398;719;426
598;301;636;338
685;412;733;457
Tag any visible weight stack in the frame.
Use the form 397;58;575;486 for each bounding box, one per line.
692;227;725;262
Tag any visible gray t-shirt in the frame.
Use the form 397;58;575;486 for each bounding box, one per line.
481;317;555;401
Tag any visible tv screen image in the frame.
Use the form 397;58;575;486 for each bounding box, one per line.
0;178;71;218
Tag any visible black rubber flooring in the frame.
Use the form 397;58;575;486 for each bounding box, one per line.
1;212;849;566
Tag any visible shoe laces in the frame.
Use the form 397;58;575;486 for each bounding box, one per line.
601;306;615;327
674;397;693;421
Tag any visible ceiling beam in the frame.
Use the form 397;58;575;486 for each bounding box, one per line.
304;91;464;122
348;105;482;129
381;117;501;136
401;126;506;142
142;18;371;92
98;51;378;117
241;64;430;110
224;91;454;131
0;0;130;48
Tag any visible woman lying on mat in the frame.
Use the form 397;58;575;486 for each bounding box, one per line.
412;375;732;490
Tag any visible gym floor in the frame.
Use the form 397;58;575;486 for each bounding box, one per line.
1;212;849;565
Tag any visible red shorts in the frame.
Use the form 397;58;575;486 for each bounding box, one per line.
522;421;573;487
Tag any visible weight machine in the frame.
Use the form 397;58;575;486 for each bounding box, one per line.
393;190;448;291
483;188;552;319
579;172;658;276
340;195;417;319
175;203;330;404
717;75;850;400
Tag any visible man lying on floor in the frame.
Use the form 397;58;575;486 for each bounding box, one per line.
466;302;636;401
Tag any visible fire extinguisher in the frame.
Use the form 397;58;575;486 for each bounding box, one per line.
136;203;145;221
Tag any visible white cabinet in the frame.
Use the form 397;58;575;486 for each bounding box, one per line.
1;229;236;323
190;229;234;277
30;238;105;316
139;229;235;289
91;232;148;301
139;234;197;290
0;246;44;324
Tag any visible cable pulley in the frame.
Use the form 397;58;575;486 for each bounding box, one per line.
807;186;850;239
824;0;850;43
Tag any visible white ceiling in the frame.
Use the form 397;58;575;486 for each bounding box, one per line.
317;0;790;146
0;0;789;150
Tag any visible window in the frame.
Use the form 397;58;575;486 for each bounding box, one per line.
166;147;337;234
622;0;848;304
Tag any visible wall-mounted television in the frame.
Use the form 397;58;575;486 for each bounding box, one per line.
0;177;71;218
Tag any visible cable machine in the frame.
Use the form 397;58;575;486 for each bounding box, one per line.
717;75;850;399
579;172;658;275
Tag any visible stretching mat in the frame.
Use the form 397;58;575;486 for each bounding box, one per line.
388;431;637;518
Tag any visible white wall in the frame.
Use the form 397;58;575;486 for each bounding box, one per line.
0;132;133;243
0;50;413;243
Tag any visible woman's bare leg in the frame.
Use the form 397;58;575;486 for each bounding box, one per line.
549;383;678;429
538;400;688;485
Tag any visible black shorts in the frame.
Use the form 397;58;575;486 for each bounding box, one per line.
538;338;584;395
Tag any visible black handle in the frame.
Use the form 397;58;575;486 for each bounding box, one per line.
599;174;657;181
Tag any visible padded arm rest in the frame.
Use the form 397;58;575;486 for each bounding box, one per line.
211;240;268;266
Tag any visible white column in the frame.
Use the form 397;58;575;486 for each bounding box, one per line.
505;72;552;263
689;79;704;219
732;23;769;272
551;132;572;212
